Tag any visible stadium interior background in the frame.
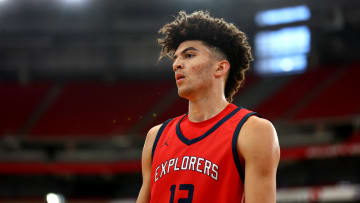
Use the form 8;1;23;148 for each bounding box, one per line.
0;0;359;202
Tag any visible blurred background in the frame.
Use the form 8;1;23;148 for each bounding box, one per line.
0;0;359;202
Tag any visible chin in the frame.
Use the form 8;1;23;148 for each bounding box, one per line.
177;87;192;100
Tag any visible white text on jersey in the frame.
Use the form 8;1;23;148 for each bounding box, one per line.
154;156;219;182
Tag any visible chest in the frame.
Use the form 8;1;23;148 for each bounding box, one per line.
152;124;236;183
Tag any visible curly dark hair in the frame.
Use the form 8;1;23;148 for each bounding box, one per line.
158;10;253;102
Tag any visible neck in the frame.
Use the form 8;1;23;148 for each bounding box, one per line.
187;93;229;122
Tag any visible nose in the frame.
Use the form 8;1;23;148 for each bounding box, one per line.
172;59;184;72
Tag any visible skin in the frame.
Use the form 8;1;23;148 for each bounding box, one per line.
136;40;280;203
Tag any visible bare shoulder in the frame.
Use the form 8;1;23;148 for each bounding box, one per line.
141;123;164;169
241;116;277;137
144;124;162;148
238;116;280;166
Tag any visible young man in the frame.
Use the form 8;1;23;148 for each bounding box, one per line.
137;11;280;203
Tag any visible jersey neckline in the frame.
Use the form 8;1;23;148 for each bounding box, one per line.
183;103;235;128
176;106;242;145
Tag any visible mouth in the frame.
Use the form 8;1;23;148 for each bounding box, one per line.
175;74;185;81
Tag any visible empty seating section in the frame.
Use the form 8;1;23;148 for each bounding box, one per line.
0;82;51;136
1;65;359;138
346;131;360;143
31;80;173;136
254;68;336;121
144;97;188;133
242;74;259;90
294;64;360;120
234;73;259;97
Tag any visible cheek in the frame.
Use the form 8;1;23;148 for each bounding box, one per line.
189;58;208;73
194;61;213;79
185;57;214;82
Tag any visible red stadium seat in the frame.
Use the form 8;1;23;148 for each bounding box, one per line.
30;80;173;136
255;68;336;121
294;64;360;121
0;82;52;136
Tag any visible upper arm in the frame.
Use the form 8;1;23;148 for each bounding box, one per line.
136;124;162;203
238;116;280;203
142;124;161;180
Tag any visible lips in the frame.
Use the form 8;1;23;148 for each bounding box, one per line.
175;73;185;81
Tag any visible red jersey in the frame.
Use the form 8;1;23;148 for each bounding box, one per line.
150;103;258;203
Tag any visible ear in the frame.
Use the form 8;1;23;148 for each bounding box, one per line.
214;60;230;78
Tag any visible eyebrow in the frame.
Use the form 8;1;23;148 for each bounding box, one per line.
173;47;198;60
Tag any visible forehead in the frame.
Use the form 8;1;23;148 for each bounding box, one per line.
174;40;211;56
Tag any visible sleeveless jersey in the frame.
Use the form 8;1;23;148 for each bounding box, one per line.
150;103;258;203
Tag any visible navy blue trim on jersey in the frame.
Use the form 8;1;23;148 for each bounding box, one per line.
232;112;259;183
176;107;242;146
151;118;173;160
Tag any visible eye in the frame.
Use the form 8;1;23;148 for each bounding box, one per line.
185;53;195;58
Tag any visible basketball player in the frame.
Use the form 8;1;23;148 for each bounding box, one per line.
136;11;280;203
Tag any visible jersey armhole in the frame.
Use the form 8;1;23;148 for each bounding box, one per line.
231;112;261;183
151;118;173;161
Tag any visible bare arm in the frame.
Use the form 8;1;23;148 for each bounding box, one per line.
238;116;280;203
136;124;161;203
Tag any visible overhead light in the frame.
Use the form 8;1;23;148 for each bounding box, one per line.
46;193;65;203
255;26;311;58
256;55;307;75
255;26;310;75
62;0;87;4
256;5;311;27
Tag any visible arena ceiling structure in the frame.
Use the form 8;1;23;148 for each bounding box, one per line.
0;0;359;80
